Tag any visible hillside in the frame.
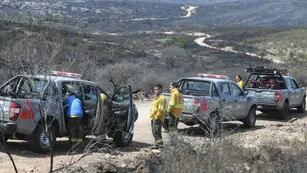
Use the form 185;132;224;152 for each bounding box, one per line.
0;20;287;92
243;28;307;61
0;0;183;32
2;21;307;90
196;0;307;27
1;0;307;33
241;28;307;84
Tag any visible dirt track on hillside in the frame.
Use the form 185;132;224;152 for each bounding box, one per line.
0;101;306;173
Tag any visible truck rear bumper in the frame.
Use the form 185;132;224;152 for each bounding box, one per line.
180;113;198;124
0;122;17;134
257;104;283;111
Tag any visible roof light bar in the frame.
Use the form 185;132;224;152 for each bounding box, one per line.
51;71;82;79
197;73;229;79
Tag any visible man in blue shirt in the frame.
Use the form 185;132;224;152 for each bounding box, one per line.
65;90;84;143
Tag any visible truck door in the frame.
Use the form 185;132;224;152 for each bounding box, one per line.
111;85;134;135
286;78;297;107
230;83;247;118
290;79;302;106
42;81;62;134
219;82;234;120
106;85;135;147
82;84;99;131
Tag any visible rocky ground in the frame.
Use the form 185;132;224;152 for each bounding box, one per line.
0;101;306;173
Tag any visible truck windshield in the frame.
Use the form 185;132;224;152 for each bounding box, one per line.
180;80;211;96
245;74;286;90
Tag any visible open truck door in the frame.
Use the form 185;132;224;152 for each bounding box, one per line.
110;85;135;147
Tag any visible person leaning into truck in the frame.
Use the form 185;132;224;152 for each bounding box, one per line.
65;88;84;143
236;75;244;89
149;84;167;147
92;92;112;140
167;82;183;131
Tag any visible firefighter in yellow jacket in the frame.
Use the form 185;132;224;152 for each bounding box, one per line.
149;84;167;146
236;75;244;89
167;82;183;131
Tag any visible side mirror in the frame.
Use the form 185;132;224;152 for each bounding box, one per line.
298;83;304;88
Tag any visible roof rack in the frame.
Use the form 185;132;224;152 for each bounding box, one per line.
197;73;229;79
51;71;82;79
246;67;287;75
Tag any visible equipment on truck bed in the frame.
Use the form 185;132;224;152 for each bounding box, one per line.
246;67;288;75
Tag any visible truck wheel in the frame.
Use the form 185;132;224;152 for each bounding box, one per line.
31;125;56;153
242;107;256;128
113;131;133;147
297;98;306;113
199;111;221;138
279;101;289;120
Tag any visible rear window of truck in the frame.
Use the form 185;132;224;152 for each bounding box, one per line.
245;74;286;90
180;80;212;96
16;77;48;99
0;77;49;99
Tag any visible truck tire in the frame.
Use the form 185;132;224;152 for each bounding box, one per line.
242;107;256;128
279;101;289;120
31;125;56;153
199;111;221;138
113;131;133;147
297;98;306;113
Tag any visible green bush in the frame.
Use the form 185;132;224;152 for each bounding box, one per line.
169;36;187;48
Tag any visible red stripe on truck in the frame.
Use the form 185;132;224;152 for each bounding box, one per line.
19;99;35;120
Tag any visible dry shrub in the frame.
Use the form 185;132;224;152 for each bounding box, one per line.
158;130;307;173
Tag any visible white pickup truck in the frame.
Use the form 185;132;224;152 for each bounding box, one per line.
163;74;257;136
0;71;138;153
244;67;306;120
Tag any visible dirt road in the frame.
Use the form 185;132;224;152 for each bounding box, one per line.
0;101;306;173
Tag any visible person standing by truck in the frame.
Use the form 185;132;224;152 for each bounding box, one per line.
149;84;167;147
167;82;183;131
236;75;244;89
65;89;84;143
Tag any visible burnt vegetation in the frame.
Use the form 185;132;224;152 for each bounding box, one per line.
2;20;305;93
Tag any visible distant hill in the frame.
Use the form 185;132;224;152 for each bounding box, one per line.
0;0;182;32
196;0;307;27
1;0;307;32
104;0;247;5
